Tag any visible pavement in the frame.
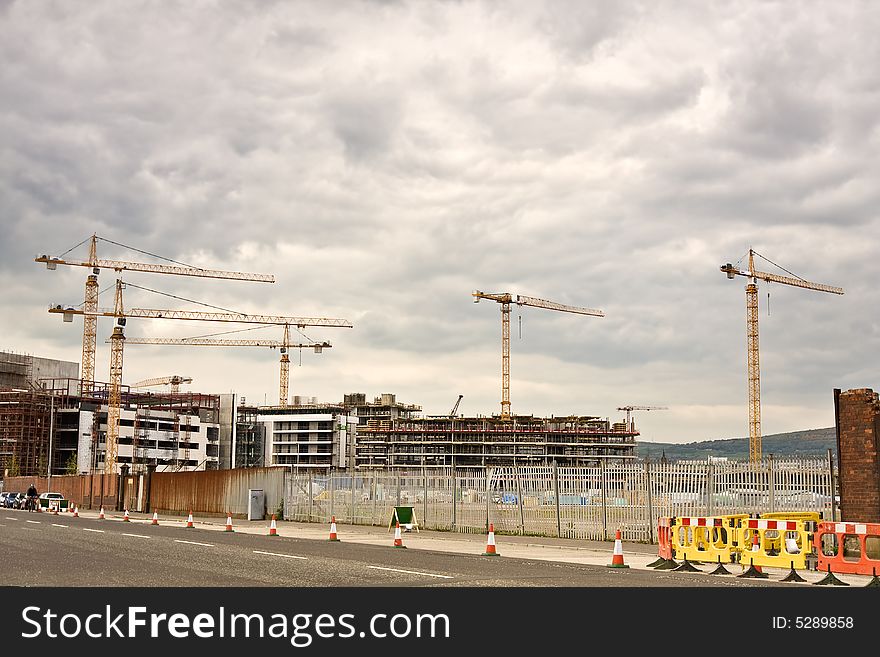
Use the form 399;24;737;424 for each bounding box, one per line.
75;506;664;567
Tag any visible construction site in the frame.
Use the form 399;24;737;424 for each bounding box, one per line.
0;236;847;482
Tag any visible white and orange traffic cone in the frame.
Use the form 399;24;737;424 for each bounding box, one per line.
483;523;500;556
269;514;278;537
98;506;105;520
608;529;629;568
225;513;234;533
393;522;406;548
123;509;131;522
329;516;340;542
151;511;159;525
73;506;79;518
52;504;59;515
185;510;194;529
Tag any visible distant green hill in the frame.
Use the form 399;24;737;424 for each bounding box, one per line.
636;427;836;462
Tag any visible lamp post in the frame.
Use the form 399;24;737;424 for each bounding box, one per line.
47;393;55;493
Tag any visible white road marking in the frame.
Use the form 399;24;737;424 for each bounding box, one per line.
52;524;69;528
26;520;41;525
82;528;105;533
252;550;308;560
174;539;213;547
5;517;17;521
122;533;150;539
367;566;453;579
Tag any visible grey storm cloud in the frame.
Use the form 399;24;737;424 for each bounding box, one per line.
1;0;878;442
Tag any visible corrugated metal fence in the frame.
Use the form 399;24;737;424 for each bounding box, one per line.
2;474;119;510
283;458;835;543
150;467;285;516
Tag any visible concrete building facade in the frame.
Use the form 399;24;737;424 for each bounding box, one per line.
251;405;358;471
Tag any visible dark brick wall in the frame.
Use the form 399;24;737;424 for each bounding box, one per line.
836;388;880;522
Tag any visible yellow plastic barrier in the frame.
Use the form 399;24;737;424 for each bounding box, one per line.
671;515;748;564
736;517;818;571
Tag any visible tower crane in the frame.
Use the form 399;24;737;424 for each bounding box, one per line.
132;375;194;394
119;328;331;407
720;248;843;463
616;405;668;433
54;278;351;473
472;291;604;420
36;234;274;393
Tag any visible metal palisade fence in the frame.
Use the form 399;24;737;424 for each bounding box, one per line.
283;457;835;543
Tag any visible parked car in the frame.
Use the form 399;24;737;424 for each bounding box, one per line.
38;491;68;511
0;491;15;508
4;492;25;509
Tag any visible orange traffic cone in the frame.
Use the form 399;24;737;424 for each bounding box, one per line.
608;530;629;568
393;522;406;548
98;506;105;520
73;506;79;518
329;516;340;541
151;511;159;525
483;523;500;556
269;514;278;536
225;513;234;533
52;504;59;516
123;509;131;522
185;510;194;529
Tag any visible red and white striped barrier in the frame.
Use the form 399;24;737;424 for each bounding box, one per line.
678;517;723;527
744;518;799;531
815;521;880;576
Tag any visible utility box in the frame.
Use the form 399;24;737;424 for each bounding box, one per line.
248;489;265;521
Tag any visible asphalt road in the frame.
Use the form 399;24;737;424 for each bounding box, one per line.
0;509;784;587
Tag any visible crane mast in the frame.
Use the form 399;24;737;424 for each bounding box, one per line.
106;280;126;473
720;249;843;463
473;290;604;420
81;237;99;394
279;324;290;407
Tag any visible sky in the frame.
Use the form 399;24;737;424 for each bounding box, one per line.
1;0;878;444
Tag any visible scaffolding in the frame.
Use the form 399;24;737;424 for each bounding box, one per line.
0;389;51;478
9;378;220;474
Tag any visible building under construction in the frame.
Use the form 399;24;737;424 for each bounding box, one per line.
242;392;637;472
1;369;222;478
354;413;637;470
0;352;80;478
